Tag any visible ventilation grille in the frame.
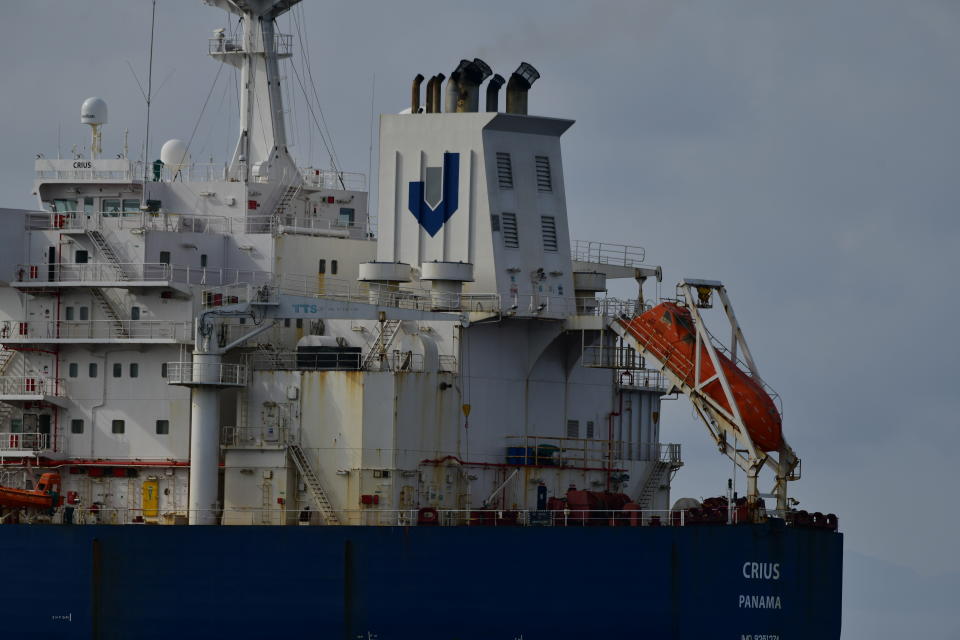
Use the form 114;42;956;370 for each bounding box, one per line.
535;155;552;192
541;216;558;251
566;419;580;438
501;212;519;248
496;152;514;189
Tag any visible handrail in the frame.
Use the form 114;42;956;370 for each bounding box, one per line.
0;377;64;396
166;362;246;386
571;240;646;266
0;320;192;342
0;432;51;451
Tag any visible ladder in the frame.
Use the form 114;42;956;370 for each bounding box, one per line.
91;288;129;338
635;461;673;510
361;320;401;370
86;230;129;280
288;444;340;525
0;349;18;428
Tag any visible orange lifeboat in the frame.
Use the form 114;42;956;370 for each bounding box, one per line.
621;302;783;452
0;472;63;510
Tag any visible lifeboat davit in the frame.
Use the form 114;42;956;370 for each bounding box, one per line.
621;302;783;452
0;472;63;510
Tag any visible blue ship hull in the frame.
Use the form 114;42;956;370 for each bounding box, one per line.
1;522;841;638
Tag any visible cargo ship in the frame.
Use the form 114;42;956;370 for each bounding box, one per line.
0;1;842;637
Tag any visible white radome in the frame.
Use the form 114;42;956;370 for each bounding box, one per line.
160;139;190;172
80;97;108;125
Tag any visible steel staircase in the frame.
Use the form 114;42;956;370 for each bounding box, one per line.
361;320;401;370
86;230;129;280
91;288;129;338
288;444;340;525
0;348;17;427
635;461;673;510
272;184;300;221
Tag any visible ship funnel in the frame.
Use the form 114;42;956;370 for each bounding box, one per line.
411;74;425;114
445;58;493;113
485;74;505;112
505;62;540;115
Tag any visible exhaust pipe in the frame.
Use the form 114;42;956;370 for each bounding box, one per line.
425;76;436;113
485;74;505;112
505;62;540;115
411;74;425;114
431;73;445;113
445;58;493;113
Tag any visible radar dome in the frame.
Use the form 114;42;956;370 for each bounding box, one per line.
160;139;190;172
80;97;108;125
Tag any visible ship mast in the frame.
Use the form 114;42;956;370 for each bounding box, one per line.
205;0;301;185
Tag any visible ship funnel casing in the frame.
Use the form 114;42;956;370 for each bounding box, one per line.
485;74;505;112
420;262;474;311
505;62;541;115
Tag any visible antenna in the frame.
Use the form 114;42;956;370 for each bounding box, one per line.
141;0;157;207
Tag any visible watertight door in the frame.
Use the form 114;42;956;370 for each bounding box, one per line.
142;479;159;518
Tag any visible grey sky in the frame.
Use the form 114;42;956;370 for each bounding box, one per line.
3;1;959;637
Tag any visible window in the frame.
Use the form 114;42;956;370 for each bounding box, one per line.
83;197;94;215
155;419;169;435
112;419;125;434
89;363;98;378
284;318;291;328
101;199;121;216
496;152;513;189
586;421;595;439
71;419;84;434
338;207;355;227
53;199;78;213
131;306;140;321
566;419;580;438
65;307;75;321
200;254;208;268
68;363;79;378
129;363;139;378
159;251;170;265
540;216;558;251
535;156;553;192
318;259;326;274
296;319;303;329
490;214;501;232
331;260;338;275
160;362;167;378
113;363;122;378
122;199;140;213
75;250;88;264
501;212;519;248
79;306;89;321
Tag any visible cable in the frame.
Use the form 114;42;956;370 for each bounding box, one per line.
178;61;226;179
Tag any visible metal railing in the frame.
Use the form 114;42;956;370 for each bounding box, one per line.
209;33;292;57
0;377;63;397
572;240;646;266
202;279;502;315
166;362;247;386
0;432;50;452
245;214;370;239
0;320;192;342
221;425;290;448
617;368;670;392
34;160;141;183
14;262;173;284
300;168;367;191
505;436;681;467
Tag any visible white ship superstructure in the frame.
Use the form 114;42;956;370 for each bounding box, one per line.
0;0;682;526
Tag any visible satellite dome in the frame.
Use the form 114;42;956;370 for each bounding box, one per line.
81;97;108;125
160;139;190;172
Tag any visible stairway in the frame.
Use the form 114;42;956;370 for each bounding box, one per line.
361;320;401;370
288;444;340;525
91;288;129;338
0;348;17;428
86;230;129;280
635;461;673;510
272;184;300;221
